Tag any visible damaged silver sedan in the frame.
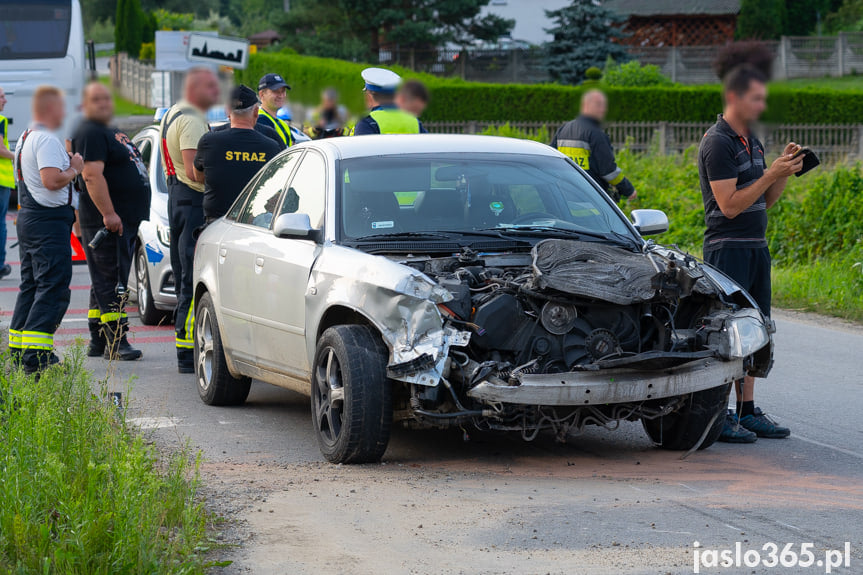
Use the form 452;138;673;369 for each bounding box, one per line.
193;135;774;464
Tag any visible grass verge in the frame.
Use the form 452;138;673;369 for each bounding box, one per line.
0;350;213;573
772;244;863;322
98;76;155;117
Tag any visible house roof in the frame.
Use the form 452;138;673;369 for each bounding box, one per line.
604;0;740;17
248;30;282;41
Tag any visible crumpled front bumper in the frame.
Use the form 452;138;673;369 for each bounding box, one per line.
466;357;744;407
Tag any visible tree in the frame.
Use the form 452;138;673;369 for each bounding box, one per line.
785;0;837;35
824;0;863;33
115;0;145;56
736;0;786;40
281;0;513;62
543;0;629;85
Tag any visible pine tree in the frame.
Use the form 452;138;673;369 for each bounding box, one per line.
115;0;144;57
736;0;787;40
544;0;629;85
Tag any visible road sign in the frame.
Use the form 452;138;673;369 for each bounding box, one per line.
155;30;217;71
187;33;249;69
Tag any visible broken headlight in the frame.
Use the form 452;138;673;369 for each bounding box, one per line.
702;308;770;359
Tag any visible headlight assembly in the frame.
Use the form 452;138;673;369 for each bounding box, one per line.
701;308;770;360
723;309;770;359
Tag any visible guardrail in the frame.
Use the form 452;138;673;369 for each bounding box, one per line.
424;120;863;164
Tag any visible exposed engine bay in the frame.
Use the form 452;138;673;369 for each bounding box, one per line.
393;240;774;441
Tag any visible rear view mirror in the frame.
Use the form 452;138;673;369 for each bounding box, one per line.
273;213;313;238
631;209;669;236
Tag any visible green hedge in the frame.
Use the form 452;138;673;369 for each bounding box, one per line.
237;52;863;124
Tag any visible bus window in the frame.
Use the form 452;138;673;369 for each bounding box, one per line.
0;2;73;60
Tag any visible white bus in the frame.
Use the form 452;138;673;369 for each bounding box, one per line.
0;0;86;145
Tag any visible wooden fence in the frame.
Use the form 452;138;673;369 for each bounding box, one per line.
424;121;863;164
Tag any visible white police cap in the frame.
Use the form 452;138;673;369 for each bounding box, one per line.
361;67;402;94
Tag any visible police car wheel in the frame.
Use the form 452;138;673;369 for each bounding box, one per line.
311;325;393;464
195;292;251;406
135;243;166;326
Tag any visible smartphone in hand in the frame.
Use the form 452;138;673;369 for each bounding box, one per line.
791;147;820;177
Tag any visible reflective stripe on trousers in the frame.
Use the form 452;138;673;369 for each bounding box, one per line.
176;297;194;349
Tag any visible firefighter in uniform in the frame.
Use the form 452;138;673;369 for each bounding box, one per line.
159;67;220;373
194;85;282;223
256;73;294;147
551;89;636;202
0;86;15;279
9;86;82;373
353;68;427;135
73;82;151;361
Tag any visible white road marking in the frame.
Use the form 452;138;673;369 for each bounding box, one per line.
794;434;863;460
127;416;179;429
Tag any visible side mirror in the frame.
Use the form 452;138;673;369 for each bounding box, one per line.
273;212;313;238
631;209;669;236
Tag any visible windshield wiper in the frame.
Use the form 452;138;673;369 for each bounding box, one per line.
478;226;640;250
350;231;455;241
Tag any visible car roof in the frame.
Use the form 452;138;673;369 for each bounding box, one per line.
307;134;563;160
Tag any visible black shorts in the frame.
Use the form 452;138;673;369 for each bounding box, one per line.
704;245;771;317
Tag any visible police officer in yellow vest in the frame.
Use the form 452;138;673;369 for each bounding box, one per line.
353;68;427;135
0;87;15;279
256;74;294;147
551;89;636;202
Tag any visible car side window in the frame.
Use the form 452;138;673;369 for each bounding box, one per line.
278;151;326;229
236;151;302;228
136;138;152;168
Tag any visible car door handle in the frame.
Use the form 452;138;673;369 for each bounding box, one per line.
219;248;227;257
255;257;265;268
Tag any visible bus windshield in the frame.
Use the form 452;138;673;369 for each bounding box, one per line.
0;0;72;60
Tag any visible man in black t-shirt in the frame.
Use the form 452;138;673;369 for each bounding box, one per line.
73;82;151;361
212;114;285;150
698;65;802;443
194;85;282;222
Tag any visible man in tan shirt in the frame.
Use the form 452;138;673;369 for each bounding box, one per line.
159;67;219;372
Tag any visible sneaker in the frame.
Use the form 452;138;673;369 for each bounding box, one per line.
718;411;758;443
739;407;791;439
0;264;11;280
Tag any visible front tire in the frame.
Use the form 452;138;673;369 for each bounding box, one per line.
135;242;167;326
195;292;251;406
642;383;731;451
311;326;393;464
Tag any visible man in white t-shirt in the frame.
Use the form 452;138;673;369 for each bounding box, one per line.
9;86;83;374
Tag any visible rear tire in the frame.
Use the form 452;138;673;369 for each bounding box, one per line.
135;242;167;326
195;292;251;406
642;383;731;451
311;325;393;464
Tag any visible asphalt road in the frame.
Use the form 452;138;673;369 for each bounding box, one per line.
1;223;862;574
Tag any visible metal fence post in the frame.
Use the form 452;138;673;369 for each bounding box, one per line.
658;122;668;155
838;33;846;76
857;125;863;160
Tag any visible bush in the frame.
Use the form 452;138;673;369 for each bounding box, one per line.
584;67;603;81
480;122;550;143
139;42;155;61
239;52;863;124
0;353;211;572
603;60;673;87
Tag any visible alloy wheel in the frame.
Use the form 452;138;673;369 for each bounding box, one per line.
313;347;345;447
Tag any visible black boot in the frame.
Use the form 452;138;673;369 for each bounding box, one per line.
22;349;60;375
103;319;143;361
177;348;194;374
88;318;106;357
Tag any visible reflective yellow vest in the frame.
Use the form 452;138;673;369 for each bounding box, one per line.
0;115;14;188
369;108;420;134
259;108;293;147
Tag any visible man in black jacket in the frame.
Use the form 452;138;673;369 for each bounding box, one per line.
194;85;281;222
73;82;151;361
551;90;636;202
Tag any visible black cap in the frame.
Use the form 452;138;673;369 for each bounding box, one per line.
257;73;290;91
230;85;260;110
